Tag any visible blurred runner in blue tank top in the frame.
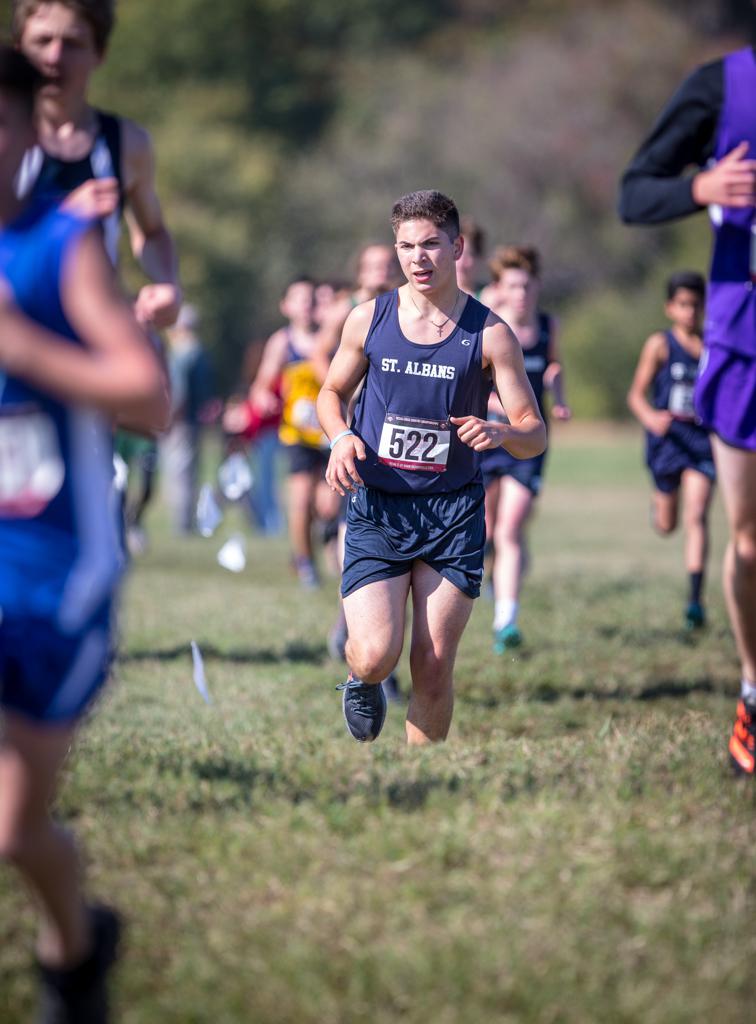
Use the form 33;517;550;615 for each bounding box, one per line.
482;246;571;654
627;271;715;631
619;37;756;775
318;190;546;745
0;46;168;1024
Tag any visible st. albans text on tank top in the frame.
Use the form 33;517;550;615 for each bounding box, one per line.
376;356;461;471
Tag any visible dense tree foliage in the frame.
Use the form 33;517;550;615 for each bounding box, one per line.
2;0;754;411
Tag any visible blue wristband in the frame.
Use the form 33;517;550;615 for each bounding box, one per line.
329;429;355;451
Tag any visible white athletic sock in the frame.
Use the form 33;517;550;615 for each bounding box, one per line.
494;599;519;631
740;678;756;704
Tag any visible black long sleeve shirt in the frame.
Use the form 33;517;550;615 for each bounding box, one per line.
618;58;725;224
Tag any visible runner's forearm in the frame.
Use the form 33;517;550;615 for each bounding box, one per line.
500;417;547;459
0;309;168;430
134;225;179;286
317;385;350;442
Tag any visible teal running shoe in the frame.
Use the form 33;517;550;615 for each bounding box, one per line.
493;623;522;654
684;602;706;631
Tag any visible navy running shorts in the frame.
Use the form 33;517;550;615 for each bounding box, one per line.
0;597;115;724
286;443;329;475
645;421;716;494
341;482;486;599
481;448;547;496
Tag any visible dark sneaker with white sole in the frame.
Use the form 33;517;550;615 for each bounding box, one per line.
336;675;387;742
36;904;122;1024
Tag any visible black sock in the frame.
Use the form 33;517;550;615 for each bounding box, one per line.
689;571;703;605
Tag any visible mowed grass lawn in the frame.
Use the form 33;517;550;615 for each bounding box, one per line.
2;424;755;1023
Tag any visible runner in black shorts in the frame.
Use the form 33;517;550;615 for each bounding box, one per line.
318;190;545;745
251;277;339;587
627;271;715;630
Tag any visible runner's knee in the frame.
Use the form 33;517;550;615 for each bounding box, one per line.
346;637;397;683
410;643;453;695
733;526;756;575
653;508;676;535
0;813;43;865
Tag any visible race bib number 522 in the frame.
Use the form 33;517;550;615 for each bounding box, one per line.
0;409;65;517
378;413;450;473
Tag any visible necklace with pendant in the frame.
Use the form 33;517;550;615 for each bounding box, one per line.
409;288;463;337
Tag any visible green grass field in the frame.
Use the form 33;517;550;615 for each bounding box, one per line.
2;425;755;1023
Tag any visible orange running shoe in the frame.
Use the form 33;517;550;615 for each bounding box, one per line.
729;700;756;776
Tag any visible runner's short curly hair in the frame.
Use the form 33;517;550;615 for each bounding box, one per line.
489;245;541;281
390;190;460;240
13;1;116;55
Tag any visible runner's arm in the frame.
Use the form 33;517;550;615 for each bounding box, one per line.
249;328;288;417
0;227;169;432
311;292;353;384
544;318;571;419
618;61;722;224
626;332;672;436
453;317;546;458
317;302;373;494
122;119;182;328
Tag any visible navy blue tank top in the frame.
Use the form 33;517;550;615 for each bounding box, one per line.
351;289;490;494
521;313;551;417
16;111;124;265
0;201;122;626
652;330;700;421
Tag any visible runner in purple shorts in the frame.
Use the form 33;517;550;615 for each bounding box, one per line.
619;41;756;775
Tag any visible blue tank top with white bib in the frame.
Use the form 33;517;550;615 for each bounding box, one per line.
0;202;122;626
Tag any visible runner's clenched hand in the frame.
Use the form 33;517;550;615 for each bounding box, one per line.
326;434;366;495
450;415;507;452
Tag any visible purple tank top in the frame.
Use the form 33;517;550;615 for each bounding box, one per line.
707;47;756;355
351;289;490;494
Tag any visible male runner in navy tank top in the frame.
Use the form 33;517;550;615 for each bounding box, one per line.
627;271;715;631
0;46;168;1023
317;191;546;745
13;1;181;325
13;1;182;555
481;246;571;653
619;41;756;775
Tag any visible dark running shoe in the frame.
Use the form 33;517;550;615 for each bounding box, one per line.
381;672;403;704
729;699;756;777
336;675;387;742
36;904;122;1024
684;602;706;631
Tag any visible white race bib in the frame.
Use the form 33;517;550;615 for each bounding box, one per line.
668;381;696;420
378;413;450;473
291;397;320;431
0;409;65;517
